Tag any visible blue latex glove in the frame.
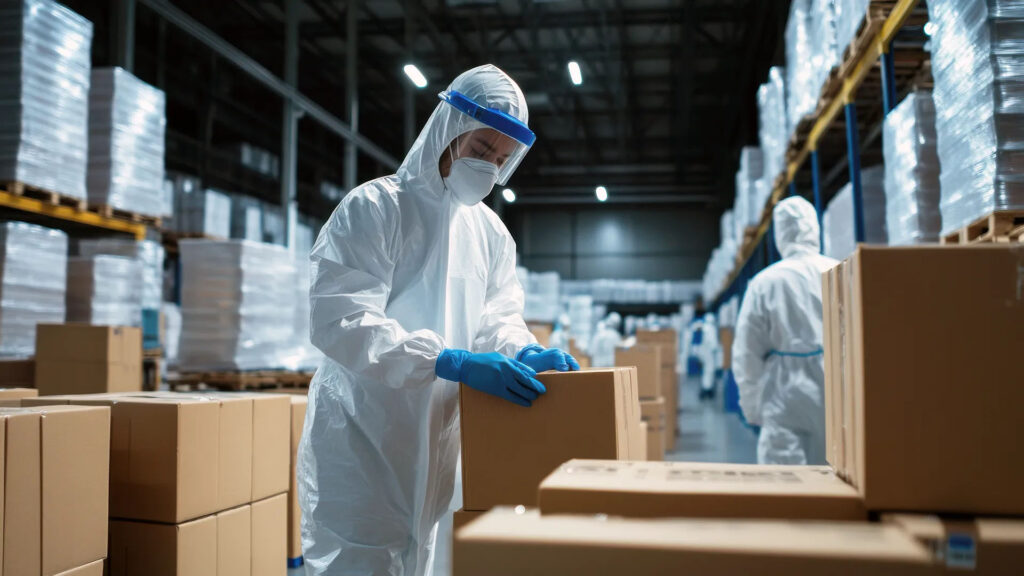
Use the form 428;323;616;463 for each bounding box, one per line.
516;344;581;373
436;349;546;407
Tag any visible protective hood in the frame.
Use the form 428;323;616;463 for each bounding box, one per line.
397;64;529;198
773;196;821;258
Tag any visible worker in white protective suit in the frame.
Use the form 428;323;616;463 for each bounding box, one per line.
297;64;579;576
733;196;838;465
588;312;623;367
697;312;719;400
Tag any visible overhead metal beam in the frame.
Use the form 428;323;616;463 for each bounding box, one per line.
344;0;359;191
113;0;136;72
513;194;716;205
137;0;399;169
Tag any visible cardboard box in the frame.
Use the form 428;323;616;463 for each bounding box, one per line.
0;387;37;399
660;367;677;451
460;368;640;511
35;324;142;395
288;396;307;561
109;511;218;576
217;505;252;576
1;405;110;576
640;398;665;461
251;494;287;576
884;514;1024;575
526;323;552;348
539;460;866;521
0;359;34;388
453;509;486;533
635;329;678;367
613;345;661;399
109;494;286;576
54;559;105;576
26;394;254;522
824;246;1024;514
636;421;648;462
454;509;934;576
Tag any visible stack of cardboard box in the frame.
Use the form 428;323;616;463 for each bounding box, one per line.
456;368;643;527
454;245;1024;574
0;404;110;575
34;324;142;396
526;322;552;348
614;345;664;460
635;329;679;451
0;359;34;389
287;396;307;566
26;392;291;576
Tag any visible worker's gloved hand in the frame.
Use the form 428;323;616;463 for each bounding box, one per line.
435;349;546;407
516;344;581;373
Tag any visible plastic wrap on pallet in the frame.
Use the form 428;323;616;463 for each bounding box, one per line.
523;271;560;323
173;187;230;238
66;255;143;327
162;301;180;368
720;209;735;246
87;67;166;217
786;0;816;135
734;146;764;231
883;91;942;245
758;66;788;183
928;0;1024;235
824;165;888;260
0;222;67;357
810;0;842;109
178;239;298;371
229;194;262;242
0;0;92;199
262;204;286;245
77;238;165;310
835;0;871;55
291;255;321;371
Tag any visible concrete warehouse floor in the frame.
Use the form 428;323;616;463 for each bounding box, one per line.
288;372;757;576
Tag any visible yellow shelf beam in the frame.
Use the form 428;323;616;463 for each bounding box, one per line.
0;190;148;240
713;0;922;303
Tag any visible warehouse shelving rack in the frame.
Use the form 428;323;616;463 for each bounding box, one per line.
711;0;926;309
0;182;150;240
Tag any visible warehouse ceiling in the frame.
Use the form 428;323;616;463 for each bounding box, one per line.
65;0;791;214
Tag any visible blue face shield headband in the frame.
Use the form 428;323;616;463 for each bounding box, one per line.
439;89;535;185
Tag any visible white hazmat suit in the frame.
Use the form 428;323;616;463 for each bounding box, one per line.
297;65;537;575
588;313;622;368
699;312;719;395
733;196;838;465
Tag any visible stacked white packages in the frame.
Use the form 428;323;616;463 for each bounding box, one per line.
77;238;165;310
0;0;92;198
720;210;736;249
66;255;143;327
836;0;870;54
87;67;166;216
177;188;231;238
162;301;181;368
178;240;297;371
262;205;286;245
567;295;593;352
0;222;67;357
701;245;738;304
824;165;888;260
291;221;321;371
882;91;942;245
523;271;560;323
929;0;1024;234
809;0;841;106
758;66;788;183
230;194;262;242
786;0;816;134
734;147;764;236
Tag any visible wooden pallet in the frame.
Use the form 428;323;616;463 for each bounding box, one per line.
2;181;87;210
941;211;1024;245
838;3;893;82
90;203;162;227
143;347;164;359
169;369;314;391
816;66;842;116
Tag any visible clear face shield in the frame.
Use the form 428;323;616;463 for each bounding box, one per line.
439;89;535;186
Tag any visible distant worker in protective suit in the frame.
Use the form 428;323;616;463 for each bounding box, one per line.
733;196;838;465
297;64;579;576
698;312;719;400
589;312;623;367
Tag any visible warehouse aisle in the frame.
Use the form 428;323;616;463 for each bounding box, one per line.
670;373;758;464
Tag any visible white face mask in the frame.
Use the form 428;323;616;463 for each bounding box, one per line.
443;157;499;206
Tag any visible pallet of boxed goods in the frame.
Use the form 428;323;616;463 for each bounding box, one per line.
940;210;1024;245
1;180;86;210
168;369;314;391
